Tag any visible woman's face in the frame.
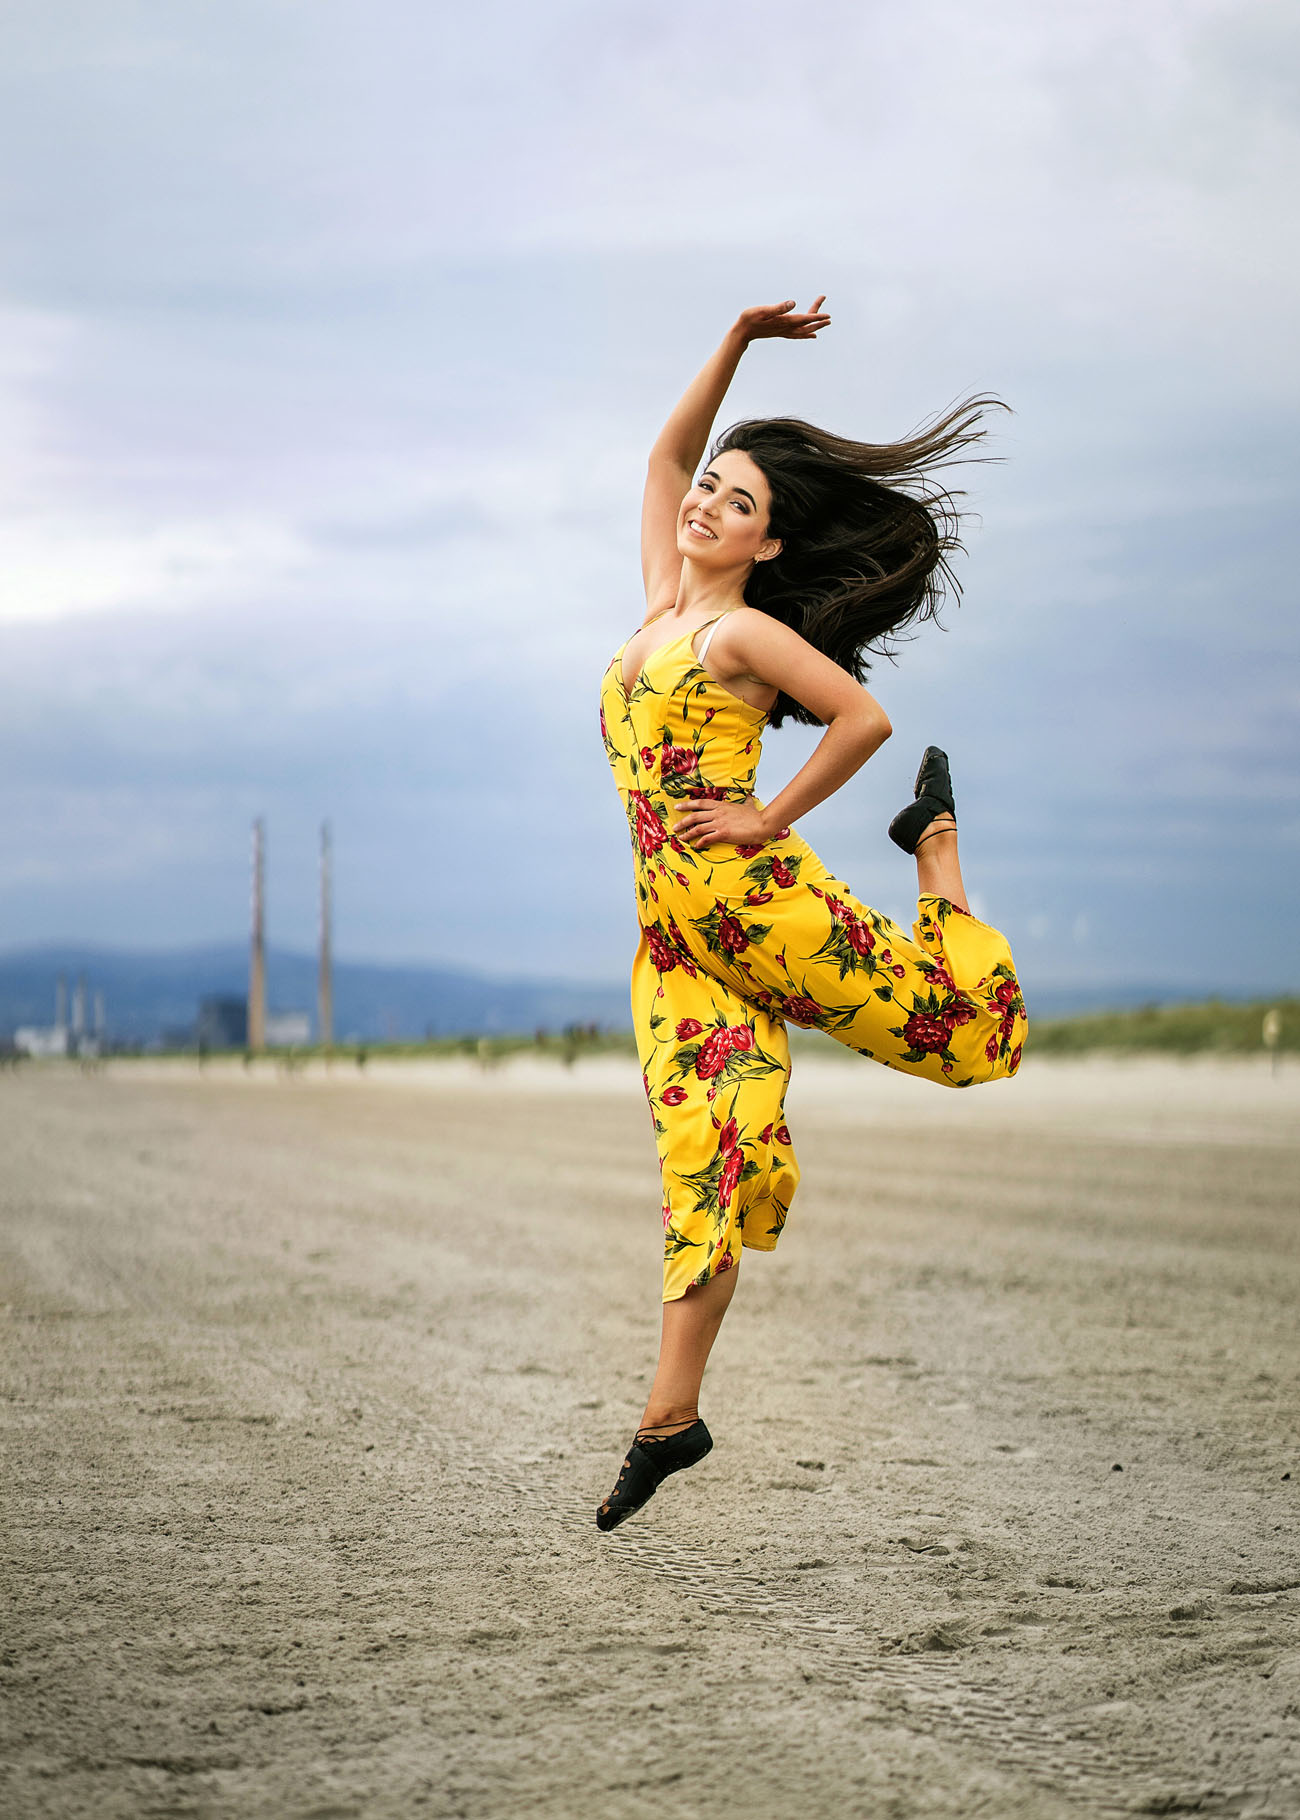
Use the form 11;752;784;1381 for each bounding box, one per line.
676;449;781;571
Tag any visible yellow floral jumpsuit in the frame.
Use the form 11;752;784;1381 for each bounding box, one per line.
600;612;1028;1302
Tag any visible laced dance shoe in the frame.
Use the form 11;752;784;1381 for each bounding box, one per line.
595;1419;714;1532
888;745;957;855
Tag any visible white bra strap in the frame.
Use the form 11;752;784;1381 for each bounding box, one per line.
696;612;730;666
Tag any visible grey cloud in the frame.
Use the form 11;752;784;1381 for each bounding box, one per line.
0;2;1295;1002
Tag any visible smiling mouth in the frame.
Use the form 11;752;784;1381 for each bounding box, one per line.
685;517;717;541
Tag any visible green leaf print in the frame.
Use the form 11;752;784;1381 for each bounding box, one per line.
805;917;879;983
687;903;773;964
680;1153;726;1216
742;852;802;890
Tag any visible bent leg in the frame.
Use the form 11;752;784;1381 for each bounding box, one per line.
668;850;1026;1089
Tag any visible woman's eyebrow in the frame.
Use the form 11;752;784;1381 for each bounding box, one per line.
702;467;756;506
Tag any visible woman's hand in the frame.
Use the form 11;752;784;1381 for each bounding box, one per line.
673;794;786;851
734;297;830;343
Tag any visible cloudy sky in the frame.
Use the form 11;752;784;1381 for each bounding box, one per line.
1;0;1296;997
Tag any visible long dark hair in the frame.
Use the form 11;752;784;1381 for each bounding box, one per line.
710;398;1005;726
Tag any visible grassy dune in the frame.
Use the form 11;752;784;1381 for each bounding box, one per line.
1026;996;1298;1056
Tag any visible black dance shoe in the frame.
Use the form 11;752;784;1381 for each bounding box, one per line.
888;745;957;855
595;1419;714;1532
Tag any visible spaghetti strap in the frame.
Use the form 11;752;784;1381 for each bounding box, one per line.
695;611;732;667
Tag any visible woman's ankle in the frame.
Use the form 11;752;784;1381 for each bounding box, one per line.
914;813;957;849
638;1403;700;1433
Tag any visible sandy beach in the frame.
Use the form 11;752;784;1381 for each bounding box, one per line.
2;1053;1297;1819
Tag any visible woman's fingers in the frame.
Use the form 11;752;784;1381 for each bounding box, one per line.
675;801;717;845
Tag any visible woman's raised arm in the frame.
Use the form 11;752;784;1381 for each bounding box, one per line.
640;298;830;613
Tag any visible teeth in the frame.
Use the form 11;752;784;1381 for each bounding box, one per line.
687;519;715;538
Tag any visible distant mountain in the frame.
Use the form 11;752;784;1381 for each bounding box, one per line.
0;942;631;1044
0;941;1286;1047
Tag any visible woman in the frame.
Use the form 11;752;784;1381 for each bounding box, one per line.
596;297;1026;1531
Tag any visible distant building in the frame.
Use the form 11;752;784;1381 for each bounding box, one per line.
197;995;248;1049
13;1024;70;1058
15;974;71;1056
265;1009;312;1047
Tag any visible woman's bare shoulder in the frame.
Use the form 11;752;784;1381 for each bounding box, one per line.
724;606;810;654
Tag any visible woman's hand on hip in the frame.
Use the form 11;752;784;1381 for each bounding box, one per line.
673;794;787;850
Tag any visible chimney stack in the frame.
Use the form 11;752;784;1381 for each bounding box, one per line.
248;817;266;1053
318;820;333;1055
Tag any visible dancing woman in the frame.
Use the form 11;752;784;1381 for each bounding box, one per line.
596;297;1027;1530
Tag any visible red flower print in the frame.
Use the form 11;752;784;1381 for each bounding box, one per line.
985;1034;999;1063
780;995;822;1026
675;1017;703;1040
691;784;729;802
695;1027;734;1078
826;894;847;922
661;1085;688;1106
945;995;977;1026
718;1147;744;1210
728;1024;755;1052
630;791;669;858
745;890;773;906
662;1201;673;1229
714;1246;735;1273
770;856;794;889
644;924;678;972
880;949;892;964
1000;1010;1015;1041
599;704;607;739
717;1116;739;1153
717;911;749;955
734;843;764;857
661;743;700;776
928;964;955;990
846;917;874;957
758;1122;774;1144
775;1124;792;1145
666;918;698;976
903;1011;951;1054
994;979;1018;1007
642;1070;651;1098
1009;1043;1023;1073
640;746;657;768
891;965;906;978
